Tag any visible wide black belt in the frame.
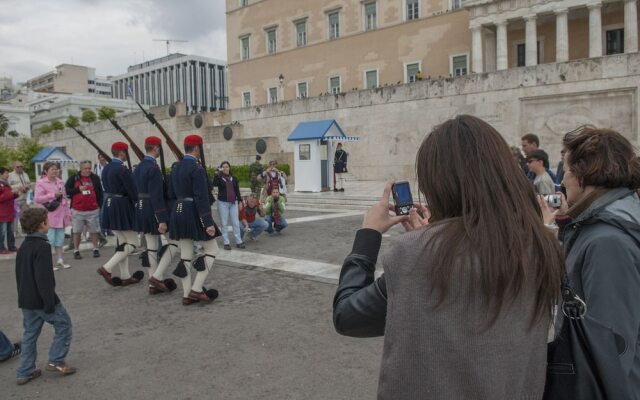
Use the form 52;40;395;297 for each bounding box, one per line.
105;193;125;198
177;197;194;202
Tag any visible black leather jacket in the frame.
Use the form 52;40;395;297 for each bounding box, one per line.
333;228;388;338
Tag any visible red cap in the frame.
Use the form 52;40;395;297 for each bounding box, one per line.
184;134;203;146
111;141;129;152
145;136;162;146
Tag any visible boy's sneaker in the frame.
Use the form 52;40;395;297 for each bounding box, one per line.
17;369;41;385
93;249;100;258
73;251;82;260
236;243;246;249
46;361;77;376
3;342;21;361
223;244;231;250
57;259;71;269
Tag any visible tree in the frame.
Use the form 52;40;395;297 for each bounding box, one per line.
97;106;116;121
7;130;19;137
38;124;53;135
81;109;97;123
50;120;65;131
0;113;8;136
65;115;80;128
15;138;43;180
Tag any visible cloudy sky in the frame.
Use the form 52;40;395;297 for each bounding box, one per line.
0;0;227;83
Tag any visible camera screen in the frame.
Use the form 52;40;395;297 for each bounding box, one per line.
394;183;412;205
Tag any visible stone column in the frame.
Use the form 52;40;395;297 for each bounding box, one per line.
624;0;639;53
588;2;603;58
496;20;508;70
471;24;484;73
555;8;569;62
525;15;538;66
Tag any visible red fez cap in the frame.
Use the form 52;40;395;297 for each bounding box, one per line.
184;134;203;146
111;141;128;152
145;136;162;146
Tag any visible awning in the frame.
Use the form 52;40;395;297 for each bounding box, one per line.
287;119;359;142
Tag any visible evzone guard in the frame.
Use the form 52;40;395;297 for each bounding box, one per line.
169;134;221;305
134;136;178;295
97;142;144;286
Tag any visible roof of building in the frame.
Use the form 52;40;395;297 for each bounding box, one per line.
31;146;76;163
287;119;359;141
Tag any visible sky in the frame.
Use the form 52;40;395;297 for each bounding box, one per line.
0;0;227;83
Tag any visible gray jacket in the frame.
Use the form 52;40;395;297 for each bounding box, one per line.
560;188;640;398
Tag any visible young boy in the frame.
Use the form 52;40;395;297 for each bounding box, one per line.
15;207;76;385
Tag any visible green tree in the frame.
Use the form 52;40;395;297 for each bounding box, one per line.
38;124;53;135
65;115;80;128
0;113;8;136
97;106;116;121
50;119;65;131
14;138;43;180
0;145;19;168
81;109;97;123
7;130;19;137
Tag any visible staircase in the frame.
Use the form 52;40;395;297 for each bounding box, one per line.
284;192;378;211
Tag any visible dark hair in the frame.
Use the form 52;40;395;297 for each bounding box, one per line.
563;126;640;190
184;145;195;153
42;161;58;173
220;161;232;175
144;144;158;152
20;207;48;234
0;167;7;175
521;133;540;146
111;150;125;157
416;115;564;327
526;149;550;169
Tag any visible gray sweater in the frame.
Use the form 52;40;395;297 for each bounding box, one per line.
377;222;549;400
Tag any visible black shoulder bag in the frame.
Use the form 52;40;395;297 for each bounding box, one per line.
543;278;631;400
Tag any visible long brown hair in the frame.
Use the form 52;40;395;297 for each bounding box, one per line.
416;115;564;327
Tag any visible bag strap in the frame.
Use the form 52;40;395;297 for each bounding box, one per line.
560;274;587;319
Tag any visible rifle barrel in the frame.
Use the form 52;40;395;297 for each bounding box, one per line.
136;101;183;160
109;119;145;161
70;127;112;162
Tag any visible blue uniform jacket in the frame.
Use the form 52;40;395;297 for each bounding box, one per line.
134;156;168;224
101;159;137;206
169;155;214;229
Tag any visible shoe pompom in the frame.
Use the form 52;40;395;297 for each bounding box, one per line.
205;288;219;300
132;270;145;281
164;278;177;291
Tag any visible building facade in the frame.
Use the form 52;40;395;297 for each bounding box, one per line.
226;0;472;109
26;64;112;97
110;54;229;114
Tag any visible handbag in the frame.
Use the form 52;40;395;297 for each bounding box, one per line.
543;279;631;400
44;199;61;212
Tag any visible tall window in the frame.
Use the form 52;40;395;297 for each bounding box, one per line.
452;55;468;76
297;82;308;98
516;42;540;67
606;29;624;55
451;0;463;10
242;91;251;107
240;36;250;60
406;0;419;20
364;2;377;31
267;29;277;54
365;70;378;89
328;11;340;39
329;76;341;94
240;0;248;6
406;62;420;83
268;87;278;103
296;20;307;47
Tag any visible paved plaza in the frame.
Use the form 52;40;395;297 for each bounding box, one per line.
0;184;402;399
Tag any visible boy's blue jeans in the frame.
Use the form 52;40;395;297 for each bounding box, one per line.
0;221;15;251
17;304;72;379
0;329;13;361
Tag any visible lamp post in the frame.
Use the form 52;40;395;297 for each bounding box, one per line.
278;74;284;101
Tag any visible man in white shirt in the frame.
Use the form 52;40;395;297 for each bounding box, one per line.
526;150;555;195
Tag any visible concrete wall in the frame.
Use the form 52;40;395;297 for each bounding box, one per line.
40;53;640;183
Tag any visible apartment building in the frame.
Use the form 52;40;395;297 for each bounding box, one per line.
226;0;472;109
26;64;112;97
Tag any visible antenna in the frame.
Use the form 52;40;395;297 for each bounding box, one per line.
152;39;189;55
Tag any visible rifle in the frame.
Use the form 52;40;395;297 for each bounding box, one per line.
69;126;112;162
108;118;144;161
135;101;183;160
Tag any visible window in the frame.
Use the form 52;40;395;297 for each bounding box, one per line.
451;55;468;76
240;0;248;6
364;2;377;31
365;70;378;89
240;36;250;60
242;91;251;107
406;0;419;20
329;76;341;94
450;0;463;10
516;42;541;67
406;62;420;83
267;29;277;54
299;144;311;160
606;29;624;55
328;11;340;39
296;20;307;47
297;82;308;98
268;87;278;103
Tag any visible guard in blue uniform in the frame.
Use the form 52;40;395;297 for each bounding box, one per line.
169;134;221;306
134;136;178;295
97;142;143;287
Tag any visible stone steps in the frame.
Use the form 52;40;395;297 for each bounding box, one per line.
284;193;378;211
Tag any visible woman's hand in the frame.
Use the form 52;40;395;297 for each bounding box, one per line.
538;195;558;225
362;181;409;233
401;203;430;232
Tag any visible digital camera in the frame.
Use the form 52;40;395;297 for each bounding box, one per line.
544;194;562;208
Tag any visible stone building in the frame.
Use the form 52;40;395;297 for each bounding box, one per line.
26;64;112;98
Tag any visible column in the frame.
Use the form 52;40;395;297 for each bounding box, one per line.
471;24;484;73
496;20;508;70
525;14;538;66
624;0;638;53
555;8;569;62
588;2;602;58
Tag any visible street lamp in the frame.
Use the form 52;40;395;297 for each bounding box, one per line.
278;73;284;86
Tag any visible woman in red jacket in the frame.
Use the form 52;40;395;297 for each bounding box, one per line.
0;167;19;254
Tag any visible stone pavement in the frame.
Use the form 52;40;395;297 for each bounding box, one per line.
0;183;406;399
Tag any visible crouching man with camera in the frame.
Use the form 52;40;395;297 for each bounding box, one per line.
64;161;103;260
